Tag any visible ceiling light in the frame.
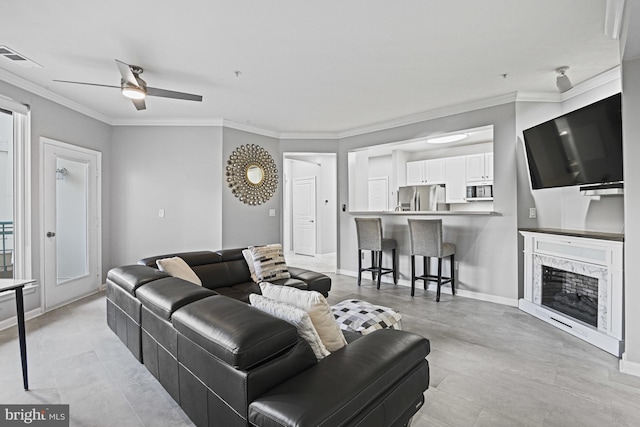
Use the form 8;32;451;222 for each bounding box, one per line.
427;133;468;144
556;66;573;93
121;85;146;100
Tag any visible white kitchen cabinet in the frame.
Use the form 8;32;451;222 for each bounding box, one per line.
406;158;446;185
406;161;424;185
445;156;467;203
466;153;493;183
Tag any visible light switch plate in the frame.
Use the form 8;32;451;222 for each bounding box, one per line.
529;208;537;219
269;209;276;217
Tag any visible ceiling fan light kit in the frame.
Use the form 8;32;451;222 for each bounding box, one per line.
53;59;202;111
121;84;146;100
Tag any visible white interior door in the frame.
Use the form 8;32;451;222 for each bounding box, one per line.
42;138;101;310
368;177;389;211
292;177;316;256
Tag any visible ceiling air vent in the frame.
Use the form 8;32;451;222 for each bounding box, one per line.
0;46;42;68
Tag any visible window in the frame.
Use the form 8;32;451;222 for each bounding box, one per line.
0;96;31;280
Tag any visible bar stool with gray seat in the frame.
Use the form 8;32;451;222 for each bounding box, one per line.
354;218;397;289
408;219;455;302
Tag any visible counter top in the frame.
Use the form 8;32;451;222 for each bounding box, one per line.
519;227;624;242
349;210;498;216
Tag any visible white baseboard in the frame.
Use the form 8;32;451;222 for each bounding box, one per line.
620;354;640;377
0;307;43;331
336;269;518;307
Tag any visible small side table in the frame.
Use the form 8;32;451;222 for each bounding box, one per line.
0;279;35;390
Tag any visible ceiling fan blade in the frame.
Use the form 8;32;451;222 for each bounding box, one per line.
131;98;146;111
146;86;203;102
115;59;139;87
53;79;120;89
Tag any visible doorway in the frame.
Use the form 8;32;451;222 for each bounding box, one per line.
41;138;101;310
283;153;337;273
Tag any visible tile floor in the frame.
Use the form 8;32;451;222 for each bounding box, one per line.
1;274;639;426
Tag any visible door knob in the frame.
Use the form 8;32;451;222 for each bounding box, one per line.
46;231;56;237
309;220;315;223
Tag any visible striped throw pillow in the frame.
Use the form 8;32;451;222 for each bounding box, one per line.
249;244;291;281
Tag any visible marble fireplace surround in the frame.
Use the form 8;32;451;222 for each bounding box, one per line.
532;254;608;332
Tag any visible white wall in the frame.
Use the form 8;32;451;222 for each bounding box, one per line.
317;155;337;253
621;57;640;374
110;126;223;265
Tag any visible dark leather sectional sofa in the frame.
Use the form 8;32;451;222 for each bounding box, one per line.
106;248;431;427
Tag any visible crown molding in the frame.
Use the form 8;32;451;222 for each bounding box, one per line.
111;117;224;127
1;64;622;140
278;131;340;140
0;67;112;124
220;119;280;139
516;92;561;103
515;66;621;104
560;66;621;101
110;117;281;138
333;92;519;140
280;92;519;140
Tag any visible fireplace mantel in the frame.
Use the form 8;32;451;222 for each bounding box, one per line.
519;227;624;242
519;229;624;356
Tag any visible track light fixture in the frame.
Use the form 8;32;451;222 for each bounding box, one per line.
556;66;573;93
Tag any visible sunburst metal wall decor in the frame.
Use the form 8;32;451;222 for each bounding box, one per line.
225;144;278;205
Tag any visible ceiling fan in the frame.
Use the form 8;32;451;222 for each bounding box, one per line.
54;59;203;111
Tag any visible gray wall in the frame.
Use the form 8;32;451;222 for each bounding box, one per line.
515;79;624;234
221;128;281;248
109;126;223;266
338;103;519;304
0;80;111;321
622;57;640;371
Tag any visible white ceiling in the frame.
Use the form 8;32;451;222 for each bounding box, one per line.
0;0;622;135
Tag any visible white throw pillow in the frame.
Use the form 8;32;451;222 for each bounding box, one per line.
242;249;259;283
249;244;291;282
249;294;329;360
260;282;347;352
156;257;202;286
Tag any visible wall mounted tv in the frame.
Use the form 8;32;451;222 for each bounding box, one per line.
522;93;623;190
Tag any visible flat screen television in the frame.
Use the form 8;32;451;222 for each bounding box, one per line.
522;93;623;190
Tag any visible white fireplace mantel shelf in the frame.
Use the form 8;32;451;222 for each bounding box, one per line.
519;227;624;242
519;229;624;357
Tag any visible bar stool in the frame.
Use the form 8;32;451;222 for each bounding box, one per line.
407;219;455;302
354;218;397;289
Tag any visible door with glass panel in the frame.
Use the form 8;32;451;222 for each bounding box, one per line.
42;138;101;309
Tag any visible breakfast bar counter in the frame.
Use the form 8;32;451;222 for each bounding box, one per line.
349;210;498;216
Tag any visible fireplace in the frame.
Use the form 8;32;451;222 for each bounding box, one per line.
519;229;624;356
541;266;598;327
